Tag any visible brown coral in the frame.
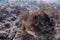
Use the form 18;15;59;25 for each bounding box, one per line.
17;4;60;40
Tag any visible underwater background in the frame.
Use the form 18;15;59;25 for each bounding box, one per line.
0;0;60;40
